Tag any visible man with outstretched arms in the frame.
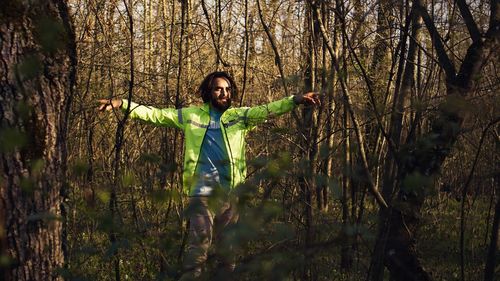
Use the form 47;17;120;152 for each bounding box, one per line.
98;71;319;279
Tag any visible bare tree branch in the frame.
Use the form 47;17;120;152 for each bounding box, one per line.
308;0;389;210
455;0;482;43
414;0;456;80
456;4;499;90
256;0;289;97
201;0;231;67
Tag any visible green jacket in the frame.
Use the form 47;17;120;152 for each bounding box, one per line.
122;96;297;195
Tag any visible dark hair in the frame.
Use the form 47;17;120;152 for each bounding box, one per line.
198;71;238;103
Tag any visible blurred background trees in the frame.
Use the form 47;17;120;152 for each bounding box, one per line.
1;0;498;280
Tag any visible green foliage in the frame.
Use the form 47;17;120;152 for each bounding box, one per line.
27;211;61;222
149;189;182;207
121;170;136;187
419;197;493;280
16;54;42;81
439;95;470;117
139;153;162;164
34;16;67;53
20;177;35;195
96;190;111;204
401;171;436;198
0;254;13;271
0;126;27;152
71;159;90;178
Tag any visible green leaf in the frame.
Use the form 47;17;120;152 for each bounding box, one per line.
401;171;434;197
440;94;469;116
249;156;269;169
150;189;181;205
20;177;35;195
0;254;13;267
97;190;110;204
31;159;44;176
16;101;32;121
315;174;328;187
71;159;89;177
34;17;66;53
0;127;27;152
16;55;42;81
27;212;61;222
271;222;294;240
329;179;342;200
319;143;330;160
121;171;136;186
138;153;161;163
266;159;281;176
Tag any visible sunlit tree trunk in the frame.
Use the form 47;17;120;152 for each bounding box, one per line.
0;1;76;280
315;0;331;212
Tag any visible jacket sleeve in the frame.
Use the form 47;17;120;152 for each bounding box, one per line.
243;95;297;128
121;99;184;130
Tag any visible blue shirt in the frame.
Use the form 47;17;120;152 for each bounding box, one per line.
191;108;230;196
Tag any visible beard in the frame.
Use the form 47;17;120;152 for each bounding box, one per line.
211;96;231;111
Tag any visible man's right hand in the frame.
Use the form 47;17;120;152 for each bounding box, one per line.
293;92;321;106
98;99;122;111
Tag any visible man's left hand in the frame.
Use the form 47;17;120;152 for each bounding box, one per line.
293;92;321;106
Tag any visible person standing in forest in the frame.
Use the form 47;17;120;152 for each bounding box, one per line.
98;71;319;279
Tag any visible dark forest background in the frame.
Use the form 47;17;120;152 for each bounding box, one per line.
0;0;498;280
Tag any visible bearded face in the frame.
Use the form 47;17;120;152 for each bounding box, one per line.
210;77;232;111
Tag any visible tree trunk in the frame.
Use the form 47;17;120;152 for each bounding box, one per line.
380;0;499;279
370;2;422;279
300;3;317;279
483;131;499;281
0;1;76;280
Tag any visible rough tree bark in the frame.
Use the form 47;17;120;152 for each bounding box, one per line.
0;1;76;280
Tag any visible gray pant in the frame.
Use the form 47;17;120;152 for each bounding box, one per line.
181;196;238;279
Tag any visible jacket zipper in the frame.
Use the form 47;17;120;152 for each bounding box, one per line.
221;119;235;190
